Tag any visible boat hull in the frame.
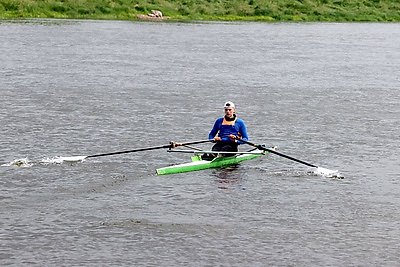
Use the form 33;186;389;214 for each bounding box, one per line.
156;150;266;175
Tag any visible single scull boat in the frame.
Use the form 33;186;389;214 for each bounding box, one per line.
156;149;268;175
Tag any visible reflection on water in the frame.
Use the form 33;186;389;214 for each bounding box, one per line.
212;165;247;190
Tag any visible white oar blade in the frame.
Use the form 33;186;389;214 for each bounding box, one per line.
55;156;87;163
313;167;343;178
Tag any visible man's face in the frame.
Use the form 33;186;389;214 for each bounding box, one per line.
224;107;235;118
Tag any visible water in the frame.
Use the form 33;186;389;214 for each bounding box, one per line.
1;19;399;266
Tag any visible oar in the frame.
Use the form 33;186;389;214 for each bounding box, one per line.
237;138;341;177
238;139;317;167
61;139;212;162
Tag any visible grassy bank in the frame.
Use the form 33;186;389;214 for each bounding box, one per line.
0;0;399;22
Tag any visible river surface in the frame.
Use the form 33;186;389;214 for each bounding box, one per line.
1;19;399;266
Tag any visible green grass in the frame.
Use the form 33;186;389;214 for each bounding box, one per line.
0;0;399;21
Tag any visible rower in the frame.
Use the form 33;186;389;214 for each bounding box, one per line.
207;101;249;157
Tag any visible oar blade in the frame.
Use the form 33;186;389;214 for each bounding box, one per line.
312;167;343;178
56;156;87;163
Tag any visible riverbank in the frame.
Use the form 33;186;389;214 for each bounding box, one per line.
0;0;399;22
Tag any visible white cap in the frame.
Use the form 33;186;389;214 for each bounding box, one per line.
224;101;235;108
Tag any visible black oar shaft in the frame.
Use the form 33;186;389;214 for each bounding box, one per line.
86;139;211;159
174;139;212;146
86;145;171;158
264;148;317;167
238;139;317;168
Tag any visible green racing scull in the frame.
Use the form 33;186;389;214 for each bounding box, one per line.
156;149;269;175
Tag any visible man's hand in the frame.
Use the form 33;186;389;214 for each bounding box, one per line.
213;137;222;141
228;135;237;142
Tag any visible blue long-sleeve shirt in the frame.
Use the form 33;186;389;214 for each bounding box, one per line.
208;117;248;144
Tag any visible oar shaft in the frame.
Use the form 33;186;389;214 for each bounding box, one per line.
174;139;212;146
238;139;317;168
86;145;170;158
86;139;211;158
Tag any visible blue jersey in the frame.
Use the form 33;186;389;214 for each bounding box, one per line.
208;117;248;143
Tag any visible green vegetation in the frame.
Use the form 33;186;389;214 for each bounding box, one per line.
0;0;399;22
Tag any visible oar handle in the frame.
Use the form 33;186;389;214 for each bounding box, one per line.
237;138;317;168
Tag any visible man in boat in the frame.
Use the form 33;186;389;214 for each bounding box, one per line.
208;101;249;157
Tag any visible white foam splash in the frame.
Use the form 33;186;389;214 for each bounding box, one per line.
312;167;343;178
2;158;33;167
